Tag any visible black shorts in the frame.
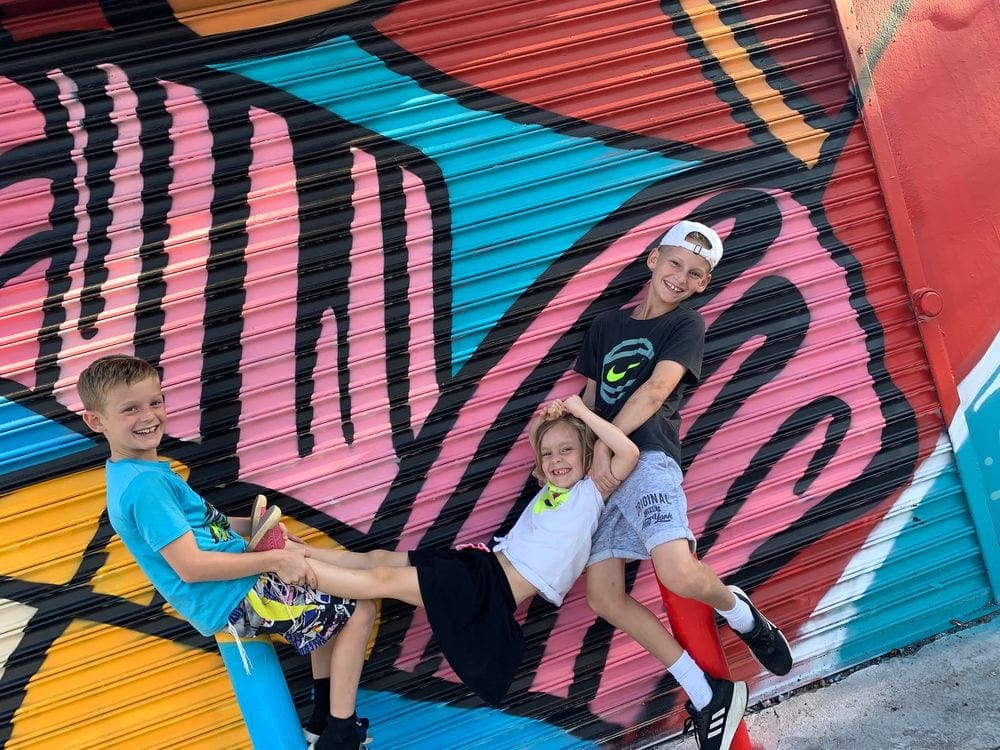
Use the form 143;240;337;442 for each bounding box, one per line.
408;547;524;705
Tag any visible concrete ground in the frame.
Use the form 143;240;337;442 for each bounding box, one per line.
657;615;1000;750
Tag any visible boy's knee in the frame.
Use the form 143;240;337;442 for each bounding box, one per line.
654;557;708;600
351;598;376;628
586;583;622;618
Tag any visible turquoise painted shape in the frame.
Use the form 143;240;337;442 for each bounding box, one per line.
212;36;698;370
355;687;596;750
216;635;307;750
837;461;995;668
954;364;1000;598
0;397;94;475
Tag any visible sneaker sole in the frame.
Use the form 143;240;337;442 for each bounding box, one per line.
720;680;748;750
250;494;268;535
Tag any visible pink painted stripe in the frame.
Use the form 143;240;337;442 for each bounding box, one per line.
157;80;215;441
234;107;308;478
48;68;142;412
0;76;46;155
401;166;438;434
234;145;404;534
0;259;50;390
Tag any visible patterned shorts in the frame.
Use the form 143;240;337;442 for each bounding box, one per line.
227;573;356;655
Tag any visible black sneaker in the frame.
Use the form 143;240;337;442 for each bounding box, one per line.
728;585;793;676
305;716;370;747
683;675;748;750
312;716;371;750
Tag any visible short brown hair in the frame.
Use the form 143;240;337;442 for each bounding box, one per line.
77;355;159;412
533;415;595;477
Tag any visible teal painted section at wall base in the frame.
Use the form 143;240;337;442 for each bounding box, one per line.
837;448;996;669
951;340;1000;598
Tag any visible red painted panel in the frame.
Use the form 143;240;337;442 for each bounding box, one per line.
851;0;1000;388
376;0;757;150
0;0;111;41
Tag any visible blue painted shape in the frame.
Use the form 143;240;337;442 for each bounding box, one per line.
837;462;995;669
0;397;94;475
954;363;1000;597
212;36;698;370
216;635;307;749
356;687;596;750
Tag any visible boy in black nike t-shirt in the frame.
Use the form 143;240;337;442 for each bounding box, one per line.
575;220;792;750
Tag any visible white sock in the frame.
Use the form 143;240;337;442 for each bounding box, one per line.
716;588;755;634
668;651;713;710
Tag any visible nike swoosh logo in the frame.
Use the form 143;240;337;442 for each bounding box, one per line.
606;362;641;382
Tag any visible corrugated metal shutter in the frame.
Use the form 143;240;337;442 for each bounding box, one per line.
0;1;992;749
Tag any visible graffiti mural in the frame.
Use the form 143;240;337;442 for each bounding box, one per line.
0;0;956;747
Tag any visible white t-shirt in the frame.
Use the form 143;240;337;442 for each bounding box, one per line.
493;477;604;606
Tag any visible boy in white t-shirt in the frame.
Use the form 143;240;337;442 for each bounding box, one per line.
295;394;639;705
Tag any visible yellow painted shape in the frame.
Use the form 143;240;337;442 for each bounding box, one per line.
680;0;825;167
1;466;111;585
168;0;358;36
7;618;249;749
89;535;158;605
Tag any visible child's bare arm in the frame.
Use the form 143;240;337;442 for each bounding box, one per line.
561;395;639;494
608;360;687;435
160;531;317;587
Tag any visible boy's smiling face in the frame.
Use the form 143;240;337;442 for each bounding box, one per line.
83;375;167;461
645;244;712;308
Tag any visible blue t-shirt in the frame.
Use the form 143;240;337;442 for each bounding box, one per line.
105;458;257;636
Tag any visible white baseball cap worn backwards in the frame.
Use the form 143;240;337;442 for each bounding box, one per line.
658;219;724;270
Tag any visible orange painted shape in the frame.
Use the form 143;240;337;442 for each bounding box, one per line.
8;619;247;748
168;0;358;36
679;0;826;166
89;535;158;606
1;459;188;589
1;467;110;585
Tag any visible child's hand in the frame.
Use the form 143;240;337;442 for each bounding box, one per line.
271;546;316;587
561;394;588;417
541;399;567;421
589;441;621;496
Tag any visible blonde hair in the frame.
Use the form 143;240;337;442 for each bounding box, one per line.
533;415;595;477
77;355;160;412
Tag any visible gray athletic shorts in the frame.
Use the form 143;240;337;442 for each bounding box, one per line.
588;451;695;565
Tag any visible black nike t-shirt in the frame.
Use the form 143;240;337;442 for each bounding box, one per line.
574;306;704;463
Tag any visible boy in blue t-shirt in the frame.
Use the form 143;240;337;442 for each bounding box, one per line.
576;220;793;750
78;355;375;750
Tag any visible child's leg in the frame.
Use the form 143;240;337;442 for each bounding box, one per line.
308;558;423;608
307;547;410;570
586;557;684;665
586;557;712;709
650;539;792;676
649;538;736;611
305;642;334;738
328;599;376;718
